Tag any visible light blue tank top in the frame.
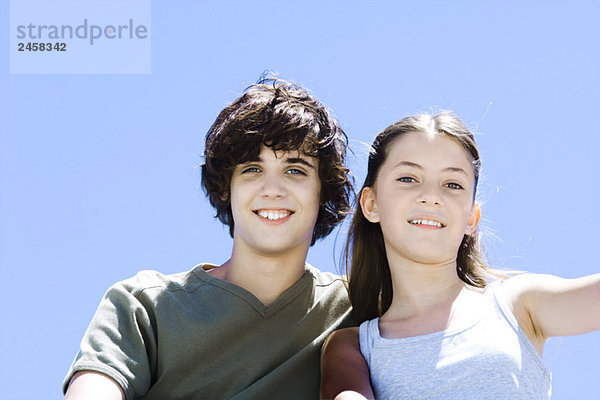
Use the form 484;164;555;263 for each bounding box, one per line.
359;282;552;399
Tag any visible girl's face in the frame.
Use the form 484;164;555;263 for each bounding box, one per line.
360;131;481;266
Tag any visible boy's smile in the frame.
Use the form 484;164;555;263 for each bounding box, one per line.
253;208;294;224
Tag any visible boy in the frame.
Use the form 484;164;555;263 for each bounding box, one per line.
63;77;355;399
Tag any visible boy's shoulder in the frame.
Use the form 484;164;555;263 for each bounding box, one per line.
305;263;348;287
305;264;351;312
106;263;350;312
109;264;216;298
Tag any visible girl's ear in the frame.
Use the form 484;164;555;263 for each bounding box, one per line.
465;202;481;235
360;187;380;223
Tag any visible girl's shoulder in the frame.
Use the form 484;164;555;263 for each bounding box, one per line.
494;273;558;314
321;326;375;399
323;327;363;368
324;326;360;349
489;273;548;304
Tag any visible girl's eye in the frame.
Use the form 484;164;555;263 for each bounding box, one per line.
287;168;306;176
397;177;416;183
445;182;464;190
241;167;261;174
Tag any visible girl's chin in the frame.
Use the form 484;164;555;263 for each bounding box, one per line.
403;250;456;266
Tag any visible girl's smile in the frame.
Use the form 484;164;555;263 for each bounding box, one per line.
407;215;447;229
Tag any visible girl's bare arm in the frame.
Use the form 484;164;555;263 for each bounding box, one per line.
320;327;375;400
505;273;600;350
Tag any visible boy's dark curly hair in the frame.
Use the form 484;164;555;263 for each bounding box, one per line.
201;77;353;245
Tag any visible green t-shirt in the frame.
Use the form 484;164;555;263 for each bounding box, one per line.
63;264;355;399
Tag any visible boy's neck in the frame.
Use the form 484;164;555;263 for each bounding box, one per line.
210;243;310;306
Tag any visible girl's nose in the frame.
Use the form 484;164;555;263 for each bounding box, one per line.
416;185;443;206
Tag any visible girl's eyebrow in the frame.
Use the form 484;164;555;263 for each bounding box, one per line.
394;161;467;176
394;161;422;169
443;167;468;176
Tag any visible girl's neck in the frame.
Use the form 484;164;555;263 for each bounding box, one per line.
385;255;467;318
379;253;489;339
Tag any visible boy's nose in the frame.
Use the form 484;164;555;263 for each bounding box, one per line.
260;174;287;199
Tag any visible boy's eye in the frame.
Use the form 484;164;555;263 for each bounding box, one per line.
241;167;261;174
397;177;416;183
287;168;307;176
445;182;463;190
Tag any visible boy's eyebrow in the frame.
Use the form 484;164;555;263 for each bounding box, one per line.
394;161;468;175
238;156;316;169
286;157;315;169
239;157;261;165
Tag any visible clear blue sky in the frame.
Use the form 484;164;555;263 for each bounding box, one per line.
1;1;599;398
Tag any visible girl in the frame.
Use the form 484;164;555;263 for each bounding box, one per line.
320;112;600;400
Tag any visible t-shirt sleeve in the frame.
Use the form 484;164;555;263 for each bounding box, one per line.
62;280;157;400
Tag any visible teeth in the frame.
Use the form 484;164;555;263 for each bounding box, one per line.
258;210;290;220
409;219;443;228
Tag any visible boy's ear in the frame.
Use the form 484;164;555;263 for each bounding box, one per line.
360;187;380;223
465;202;481;235
219;191;229;202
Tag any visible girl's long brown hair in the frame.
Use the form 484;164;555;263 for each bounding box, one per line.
346;112;504;323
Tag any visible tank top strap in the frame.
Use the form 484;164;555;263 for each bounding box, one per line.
485;280;520;331
485;279;551;380
359;317;379;365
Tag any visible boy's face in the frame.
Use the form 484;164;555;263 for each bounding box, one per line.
229;145;321;258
